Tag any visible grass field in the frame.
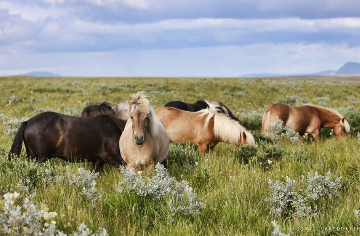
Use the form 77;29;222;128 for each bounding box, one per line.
0;76;360;235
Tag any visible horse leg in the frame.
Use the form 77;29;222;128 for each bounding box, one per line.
311;129;320;142
299;135;305;144
198;144;209;154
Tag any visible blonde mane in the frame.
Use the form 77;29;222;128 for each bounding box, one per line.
198;109;250;145
128;91;158;136
305;104;350;132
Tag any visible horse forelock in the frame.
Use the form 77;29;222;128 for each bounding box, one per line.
129;92;158;136
343;119;351;132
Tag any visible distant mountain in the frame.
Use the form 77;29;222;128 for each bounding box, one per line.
312;70;336;76
24;71;60;77
336;62;360;75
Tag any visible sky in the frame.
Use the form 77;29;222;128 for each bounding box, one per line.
0;0;360;77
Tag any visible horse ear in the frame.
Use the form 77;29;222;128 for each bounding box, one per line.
340;117;345;125
150;99;154;105
242;131;247;140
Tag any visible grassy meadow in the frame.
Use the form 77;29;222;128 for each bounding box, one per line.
0;76;360;235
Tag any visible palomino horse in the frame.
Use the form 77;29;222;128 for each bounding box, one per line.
155;107;255;154
82;101;129;121
120;92;169;171
261;103;350;141
8;112;126;167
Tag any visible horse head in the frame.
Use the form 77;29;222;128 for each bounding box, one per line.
127;92;156;145
333;117;350;138
239;130;255;146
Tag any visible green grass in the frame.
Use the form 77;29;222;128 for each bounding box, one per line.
0;76;360;235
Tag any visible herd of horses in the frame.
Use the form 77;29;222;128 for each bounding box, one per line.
8;91;351;171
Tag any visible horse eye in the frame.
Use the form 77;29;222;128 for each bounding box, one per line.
130;116;133;119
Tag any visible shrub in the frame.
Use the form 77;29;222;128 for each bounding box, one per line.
166;143;200;174
344;109;360;135
305;172;342;201
268;117;299;144
0;190;108;236
266;172;342;219
55;166;102;205
266;176;311;218
118;164;204;216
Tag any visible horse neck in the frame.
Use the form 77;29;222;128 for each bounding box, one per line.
315;107;341;128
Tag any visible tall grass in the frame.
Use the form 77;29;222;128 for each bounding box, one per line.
0;76;360;235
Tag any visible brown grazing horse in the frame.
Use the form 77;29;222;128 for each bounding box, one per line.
8;112;126;167
155;107;255;154
81;101;129;121
261;103;350;141
120;92;169;171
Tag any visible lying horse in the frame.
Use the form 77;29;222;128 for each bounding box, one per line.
120;92;169;171
8;112;126;167
81;101;129;121
261;103;350;141
155;107;254;154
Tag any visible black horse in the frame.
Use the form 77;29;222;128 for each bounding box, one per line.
8;112;126;167
165;100;241;124
164;100;209;112
81;101;113;117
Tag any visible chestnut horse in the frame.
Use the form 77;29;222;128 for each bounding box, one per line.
81;101;129;121
261;103;350;141
155;107;255;154
8;112;126;167
120;92;169;171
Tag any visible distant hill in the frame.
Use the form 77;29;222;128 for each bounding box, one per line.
336;62;360;75
23;71;60;77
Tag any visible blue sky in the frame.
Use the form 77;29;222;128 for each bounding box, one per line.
0;0;360;77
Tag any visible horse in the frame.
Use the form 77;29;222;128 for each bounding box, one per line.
119;92;169;172
164;100;209;112
261;103;350;141
8;112;126;167
165;100;241;123
209;101;241;124
81;101;129;121
155;107;255;154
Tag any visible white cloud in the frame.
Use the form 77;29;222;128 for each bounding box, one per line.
0;1;66;21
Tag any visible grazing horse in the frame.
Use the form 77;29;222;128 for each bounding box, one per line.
8;112;126;167
155;107;255;154
120;92;169;171
81;101;129;121
164;100;209;111
261;103;350;141
209;101;241;124
165;100;241;123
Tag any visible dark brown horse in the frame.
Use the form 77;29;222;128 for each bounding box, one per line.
8;112;126;167
164;100;209;112
261;103;350;141
209;101;241;124
81;101;129;121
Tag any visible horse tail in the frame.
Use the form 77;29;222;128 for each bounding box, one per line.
261;109;271;135
8;121;28;160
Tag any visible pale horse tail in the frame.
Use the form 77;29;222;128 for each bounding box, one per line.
261;109;271;135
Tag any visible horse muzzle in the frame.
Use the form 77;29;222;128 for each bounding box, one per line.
134;134;144;145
